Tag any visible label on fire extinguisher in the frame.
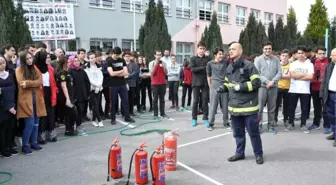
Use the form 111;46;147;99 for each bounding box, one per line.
164;148;176;166
116;154;122;172
139;159;148;178
158;162;165;182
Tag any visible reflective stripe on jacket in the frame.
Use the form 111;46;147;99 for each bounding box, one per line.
224;57;261;116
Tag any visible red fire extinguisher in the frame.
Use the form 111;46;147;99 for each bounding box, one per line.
107;137;123;181
150;145;166;185
164;129;179;171
126;142;148;185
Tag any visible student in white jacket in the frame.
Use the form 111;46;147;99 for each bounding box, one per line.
85;52;104;127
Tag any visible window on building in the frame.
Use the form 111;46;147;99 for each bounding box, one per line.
89;38;117;52
236;6;246;25
50;39;78;52
218;3;229;24
176;0;191;18
199;0;212;21
122;39;140;52
251;9;260;20
89;0;115;9
264;12;273;26
154;0;171;16
49;0;78;4
276;14;284;21
121;0;143;13
176;42;193;64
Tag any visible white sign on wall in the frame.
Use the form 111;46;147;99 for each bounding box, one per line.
21;2;76;41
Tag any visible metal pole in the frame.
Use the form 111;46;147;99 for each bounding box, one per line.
133;0;136;51
53;1;58;49
325;28;329;55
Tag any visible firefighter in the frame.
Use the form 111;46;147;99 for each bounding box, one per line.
218;42;264;165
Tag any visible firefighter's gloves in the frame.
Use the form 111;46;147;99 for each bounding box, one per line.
233;83;241;91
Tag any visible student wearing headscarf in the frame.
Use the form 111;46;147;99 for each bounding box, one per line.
68;55;90;135
34;51;58;143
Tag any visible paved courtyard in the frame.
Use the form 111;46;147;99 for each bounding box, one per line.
0;90;335;185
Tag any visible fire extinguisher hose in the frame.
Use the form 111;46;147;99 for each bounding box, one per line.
126;149;138;185
106;145;112;182
150;151;156;184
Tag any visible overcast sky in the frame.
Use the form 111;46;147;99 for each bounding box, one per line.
287;0;336;33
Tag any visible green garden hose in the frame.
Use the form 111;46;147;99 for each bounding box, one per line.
0;172;13;185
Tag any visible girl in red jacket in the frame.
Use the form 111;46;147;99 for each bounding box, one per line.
181;60;192;110
35;51;58;143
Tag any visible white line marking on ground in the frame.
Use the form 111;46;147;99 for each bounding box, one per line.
178;132;232;148
178;112;304;148
116;119;136;128
184;110;192;113
177;161;224;185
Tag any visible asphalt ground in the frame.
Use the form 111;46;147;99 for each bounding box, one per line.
0;89;335;185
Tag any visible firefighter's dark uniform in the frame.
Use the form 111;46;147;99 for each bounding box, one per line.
221;57;263;157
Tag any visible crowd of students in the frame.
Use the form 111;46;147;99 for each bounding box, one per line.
0;40;335;160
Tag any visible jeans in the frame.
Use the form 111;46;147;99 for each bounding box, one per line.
275;88;289;122
168;81;179;107
152;84;166;116
75;101;85;127
111;85;129;121
209;89;229;126
288;93;310;126
192;85;209;120
258;87;278;128
311;90;329;128
89;91;102;122
0;115;15;152
140;79;152;109
231;114;263;157
22;93;40;146
326;91;336;136
181;84;192;107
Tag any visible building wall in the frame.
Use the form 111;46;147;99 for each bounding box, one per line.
21;0;287;61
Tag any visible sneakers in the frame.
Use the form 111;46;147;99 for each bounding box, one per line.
22;146;33;155
204;120;209;127
64;130;78;136
268;127;277;135
124;117;135;123
161;115;170;119
207;126;214;131
0;151;12;159
323;128;331;134
92;121;99;127
308;124;320;131
76;125;87;135
31;144;43;151
98;121;104;127
9;148;19;156
224;123;233;132
191;120;197;127
284;124;294;132
300;126;310;134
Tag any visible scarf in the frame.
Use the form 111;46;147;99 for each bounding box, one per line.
69;55;81;71
0;71;9;80
34;51;49;73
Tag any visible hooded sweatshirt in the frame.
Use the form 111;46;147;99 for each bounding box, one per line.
84;62;104;93
311;57;329;91
167;62;181;81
